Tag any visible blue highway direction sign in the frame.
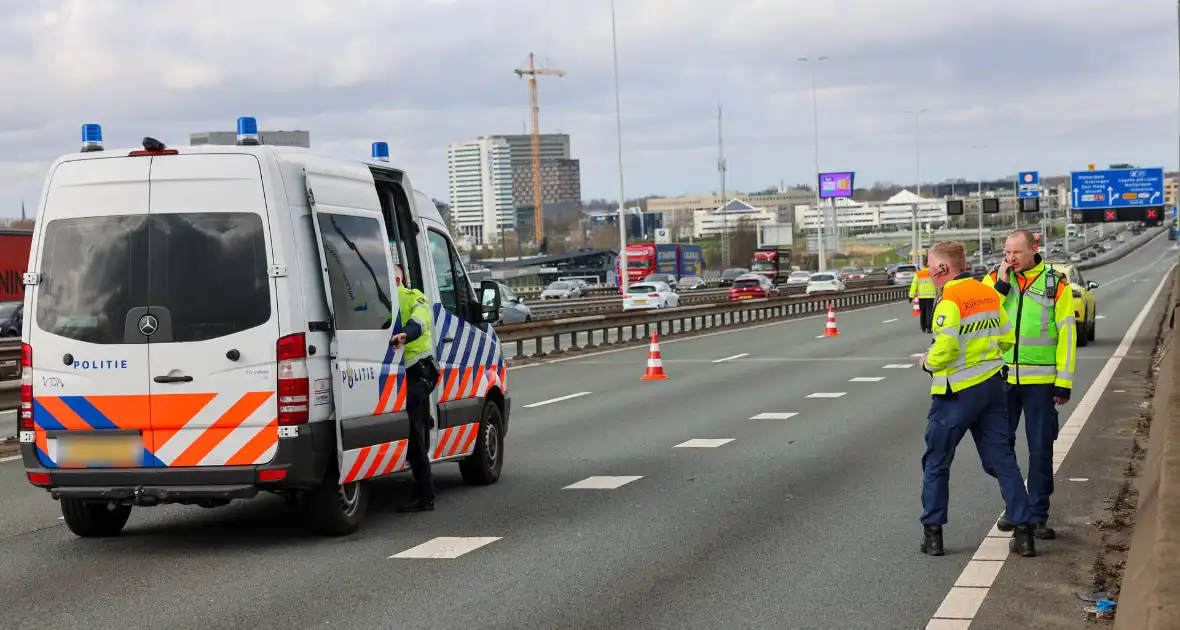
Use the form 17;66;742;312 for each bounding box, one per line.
1070;167;1164;210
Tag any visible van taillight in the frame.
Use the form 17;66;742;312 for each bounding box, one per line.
19;343;33;431
277;333;309;426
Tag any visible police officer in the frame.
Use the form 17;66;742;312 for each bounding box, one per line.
390;279;441;513
910;266;937;333
983;229;1075;539
919;240;1036;558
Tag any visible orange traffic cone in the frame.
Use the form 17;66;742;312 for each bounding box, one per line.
641;332;669;380
824;303;840;337
912;297;921;317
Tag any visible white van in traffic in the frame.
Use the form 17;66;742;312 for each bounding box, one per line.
17;119;510;536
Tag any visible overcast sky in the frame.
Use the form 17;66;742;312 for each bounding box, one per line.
0;0;1176;218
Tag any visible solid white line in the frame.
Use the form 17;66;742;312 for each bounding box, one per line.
883;318;899;323
850;377;886;382
883;364;915;369
712;353;749;363
0;454;21;464
507;300;905;371
522;391;592;408
806;392;846;398
928;263;1175;627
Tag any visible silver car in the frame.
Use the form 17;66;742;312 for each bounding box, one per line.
486;283;532;324
679;276;707;290
541;280;583;300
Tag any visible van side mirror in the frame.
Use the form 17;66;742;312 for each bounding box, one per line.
480;280;501;323
1088;281;1099;290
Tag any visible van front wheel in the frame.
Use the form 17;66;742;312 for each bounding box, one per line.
460;401;504;486
61;499;131;537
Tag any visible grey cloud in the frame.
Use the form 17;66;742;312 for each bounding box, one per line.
0;0;1176;217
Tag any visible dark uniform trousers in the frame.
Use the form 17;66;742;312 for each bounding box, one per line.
405;360;439;503
918;298;935;332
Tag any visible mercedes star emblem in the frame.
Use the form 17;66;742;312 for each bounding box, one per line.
138;314;159;337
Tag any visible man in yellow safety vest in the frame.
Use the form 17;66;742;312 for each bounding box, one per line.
918;240;1036;557
910;267;937;333
982;228;1075;540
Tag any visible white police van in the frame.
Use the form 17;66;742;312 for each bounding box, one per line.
17;119;510;536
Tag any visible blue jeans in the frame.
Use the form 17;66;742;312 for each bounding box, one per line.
1007;383;1059;525
921;374;1031;526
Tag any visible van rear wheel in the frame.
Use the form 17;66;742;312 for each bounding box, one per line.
61;499;132;537
308;466;369;536
460;400;504;486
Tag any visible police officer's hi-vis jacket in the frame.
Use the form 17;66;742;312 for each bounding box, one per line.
397;286;434;368
923;275;1016;395
982;256;1075;390
909;267;937;299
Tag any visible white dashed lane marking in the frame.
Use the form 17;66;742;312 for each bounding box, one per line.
564;476;643;490
674;439;734;448
712;353;749;363
806;392;846;398
522;392;591;408
749;412;798;420
390;537;502;559
849;377;886;382
883;364;914;369
882;318;899;323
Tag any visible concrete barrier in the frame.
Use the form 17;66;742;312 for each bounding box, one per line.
1116;267;1180;630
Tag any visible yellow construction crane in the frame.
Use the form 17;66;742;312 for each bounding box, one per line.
514;53;565;246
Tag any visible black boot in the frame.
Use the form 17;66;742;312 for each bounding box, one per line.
395;497;435;513
1009;525;1037;557
1034;524;1056;540
996;513;1015;532
920;525;944;556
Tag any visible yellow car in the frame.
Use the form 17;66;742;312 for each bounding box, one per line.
1047;262;1099;347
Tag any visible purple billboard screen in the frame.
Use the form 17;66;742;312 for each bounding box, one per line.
819;172;855;199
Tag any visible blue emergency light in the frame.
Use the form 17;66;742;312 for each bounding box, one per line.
372;141;390;162
236;116;260;146
81;124;103;152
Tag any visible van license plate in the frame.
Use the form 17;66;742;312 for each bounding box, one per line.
57;435;143;467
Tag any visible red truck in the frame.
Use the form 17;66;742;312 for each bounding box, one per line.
750;246;792;284
0;229;33;302
615;242;703;286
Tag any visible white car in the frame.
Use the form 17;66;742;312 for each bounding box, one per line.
806;272;846;294
786;270;811;285
1070;253;1083;262
623;282;680;310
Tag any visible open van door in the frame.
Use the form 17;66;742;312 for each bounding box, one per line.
305;166;405;485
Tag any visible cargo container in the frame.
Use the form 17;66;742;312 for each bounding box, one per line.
0;229;33;302
617;243;704;284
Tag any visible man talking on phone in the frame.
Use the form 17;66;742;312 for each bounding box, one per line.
983;229;1075;540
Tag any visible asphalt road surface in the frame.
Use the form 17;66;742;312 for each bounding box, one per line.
0;234;1174;629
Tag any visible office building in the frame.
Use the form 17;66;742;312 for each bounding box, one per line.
795;190;947;231
512;158;582;209
189;130;311;148
501;134;571;165
648;187;814;235
447;136;514;245
693;199;777;238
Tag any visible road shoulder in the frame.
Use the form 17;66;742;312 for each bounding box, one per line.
968;273;1169;629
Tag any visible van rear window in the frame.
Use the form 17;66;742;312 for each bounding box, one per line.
36;216;149;344
36;214;270;344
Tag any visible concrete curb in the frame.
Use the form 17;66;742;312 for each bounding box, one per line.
1116;267;1180;630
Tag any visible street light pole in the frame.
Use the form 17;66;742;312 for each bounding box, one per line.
972;143;988;265
799;56;829;271
610;0;628;294
906;109;929;268
718;105;729;268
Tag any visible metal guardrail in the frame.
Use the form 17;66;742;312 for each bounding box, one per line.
524;275;890;320
0;341;19;381
496;285;911;360
0;380;17;413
